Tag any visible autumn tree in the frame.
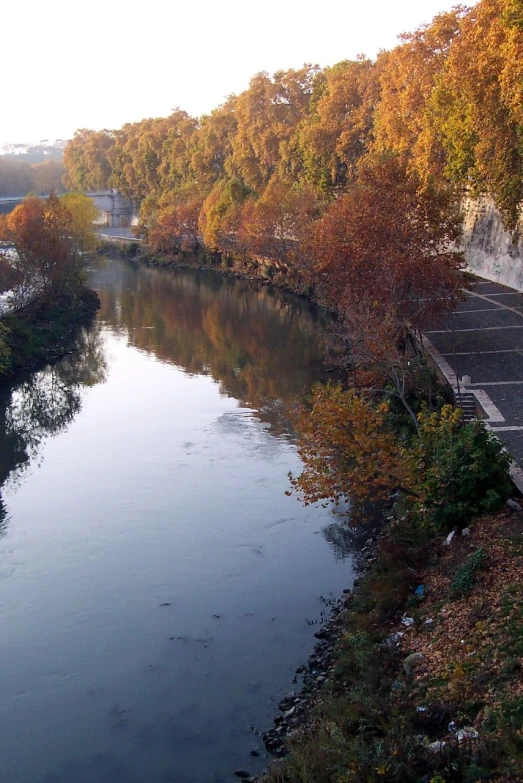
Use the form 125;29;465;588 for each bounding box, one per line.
200;178;252;253
229;67;318;191
60;192;99;254
108;112;198;203
31;160;66;194
309;154;463;425
297;58;379;193
427;0;523;230
288;383;415;506
237;176;320;266
190;98;238;186
3;195;85;302
372;8;466;181
63;129;115;191
147;186;204;254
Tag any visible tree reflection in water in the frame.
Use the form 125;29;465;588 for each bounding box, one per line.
0;323;107;526
94;259;333;437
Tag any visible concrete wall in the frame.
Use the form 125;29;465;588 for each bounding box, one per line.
462;195;523;291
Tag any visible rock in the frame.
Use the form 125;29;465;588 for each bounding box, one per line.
250;750;260;757
342;588;351;594
278;695;295;711
457;726;479;743
234;771;250;779
507;498;523;512
313;628;330;640
403;652;424;677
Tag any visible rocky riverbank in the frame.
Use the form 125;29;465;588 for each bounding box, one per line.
248;502;523;783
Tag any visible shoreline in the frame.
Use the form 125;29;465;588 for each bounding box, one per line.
97;240;323;308
250;501;523;783
0;285;100;388
97;242;523;782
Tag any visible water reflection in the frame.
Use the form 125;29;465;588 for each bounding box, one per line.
93;259;331;435
0;258;354;783
0;323;107;505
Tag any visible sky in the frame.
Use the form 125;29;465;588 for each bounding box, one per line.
2;0;476;146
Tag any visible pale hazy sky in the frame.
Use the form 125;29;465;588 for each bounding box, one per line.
2;0;475;146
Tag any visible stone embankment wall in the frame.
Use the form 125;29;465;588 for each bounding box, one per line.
462;196;523;291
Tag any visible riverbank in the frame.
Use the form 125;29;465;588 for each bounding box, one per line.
251;502;523;783
98;244;522;782
0;286;100;385
97;240;314;301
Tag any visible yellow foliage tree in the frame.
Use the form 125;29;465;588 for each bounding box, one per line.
288;383;416;507
60;192;98;254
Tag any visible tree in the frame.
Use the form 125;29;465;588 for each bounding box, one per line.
191;98;238;186
427;0;523;231
148;187;203;254
200;178;252;252
373;8;466;180
3;195;84;302
237;176;320;266
288;383;415;506
310;154;463;326
63;129;115;191
0;324;11;375
230;67;318;191
298;58;379;193
60;192;99;254
308;154;463;426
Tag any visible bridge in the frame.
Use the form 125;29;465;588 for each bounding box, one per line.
84;191;135;227
0;191;135;228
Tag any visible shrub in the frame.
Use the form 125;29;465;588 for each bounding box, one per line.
0;322;11;376
415;407;512;530
451;549;489;597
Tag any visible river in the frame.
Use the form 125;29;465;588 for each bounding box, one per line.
0;258;356;783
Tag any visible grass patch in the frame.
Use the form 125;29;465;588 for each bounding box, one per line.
450;550;488;598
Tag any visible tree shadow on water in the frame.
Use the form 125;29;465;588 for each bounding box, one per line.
0;323;107;532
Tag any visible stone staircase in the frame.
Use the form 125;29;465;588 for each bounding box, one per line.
455;391;478;422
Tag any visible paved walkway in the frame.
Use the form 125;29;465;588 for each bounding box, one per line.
423;277;523;489
98;227;137;240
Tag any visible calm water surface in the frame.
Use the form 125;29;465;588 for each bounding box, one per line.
0;259;355;783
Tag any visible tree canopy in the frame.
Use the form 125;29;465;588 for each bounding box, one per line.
62;0;522;235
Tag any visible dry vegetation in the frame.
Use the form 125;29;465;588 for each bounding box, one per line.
257;506;523;783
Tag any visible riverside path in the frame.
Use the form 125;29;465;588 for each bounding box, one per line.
422;278;523;490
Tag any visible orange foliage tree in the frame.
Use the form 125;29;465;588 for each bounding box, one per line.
308;154;463;426
2;195;84;302
288;383;416;506
148;189;204;254
310;155;463;325
237;176;320;266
